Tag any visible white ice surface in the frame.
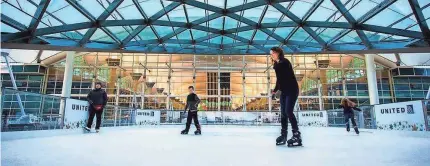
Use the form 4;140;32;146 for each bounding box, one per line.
2;126;430;166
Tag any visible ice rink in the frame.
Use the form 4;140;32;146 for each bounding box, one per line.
2;125;430;166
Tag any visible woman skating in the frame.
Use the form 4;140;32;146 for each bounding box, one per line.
339;98;361;134
270;47;302;146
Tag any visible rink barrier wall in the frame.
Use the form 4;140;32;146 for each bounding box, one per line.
2;89;429;132
373;100;429;131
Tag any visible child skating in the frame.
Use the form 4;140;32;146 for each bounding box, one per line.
181;86;202;135
339;98;362;134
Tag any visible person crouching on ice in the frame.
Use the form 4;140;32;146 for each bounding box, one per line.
339;98;361;134
181;86;201;135
85;82;108;133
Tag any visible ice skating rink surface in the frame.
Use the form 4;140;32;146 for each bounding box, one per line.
2;125;430;166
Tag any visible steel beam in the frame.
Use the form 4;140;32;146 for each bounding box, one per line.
228;0;267;13
302;0;324;21
1;14;27;32
98;0;124;21
3;40;430;54
408;0;430;45
302;26;326;46
357;0;397;24
356;30;373;49
29;0;51;33
329;0;397;44
122;2;181;45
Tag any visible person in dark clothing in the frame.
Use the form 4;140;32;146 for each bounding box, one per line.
339;98;361;134
85;82;108;132
270;47;302;146
181;86;202;135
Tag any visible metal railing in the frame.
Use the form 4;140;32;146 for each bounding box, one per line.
3;88;429;132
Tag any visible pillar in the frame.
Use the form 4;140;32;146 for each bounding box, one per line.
59;51;75;127
218;56;221;112
365;54;379;105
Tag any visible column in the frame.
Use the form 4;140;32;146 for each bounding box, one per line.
217;56;221;112
59;51;75;127
242;55;246;112
167;54;172;110
267;56;271;112
365;54;379;105
317;79;323;110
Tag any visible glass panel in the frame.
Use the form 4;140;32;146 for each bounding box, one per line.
399;68;414;75
274;27;294;38
153;25;174;37
191;29;208;39
289;1;313;19
422;5;430;20
334;30;361;43
290;28;311;41
207;0;224;8
185;4;205;22
418;0;430;8
210;36;222;44
224;17;239;30
106;26;130;41
227;0;246;7
242;6;265;23
1;23;19;33
223;36;234;44
77;0;105;18
348;0;379;20
254;30;269;40
112;1;143;20
262;6;282;23
364;31;409;42
90;28;115;43
6;0;36;17
138;27;157;40
209;17;224;30
392;16;421;32
238;30;254;39
2;3;33;26
167;6;187;22
365;0;413;27
177;30;191;40
139;0;163;18
307;0;338;21
317;28;344;42
38;15;63;29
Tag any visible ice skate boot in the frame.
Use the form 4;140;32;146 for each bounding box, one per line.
354;126;359;135
346;126;350;132
83;127;91;132
96;129;100;133
287;131;302;147
181;130;189;135
276;133;287;145
194;129;201;135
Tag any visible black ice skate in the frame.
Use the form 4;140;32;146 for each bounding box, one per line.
354;126;359;135
83;127;91;132
346;126;350;132
181;130;189;135
276;133;287;146
287;131;302;147
194;129;201;135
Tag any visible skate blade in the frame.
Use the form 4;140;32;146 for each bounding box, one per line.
276;142;286;146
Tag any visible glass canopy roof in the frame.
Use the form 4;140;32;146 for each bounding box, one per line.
1;0;430;54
